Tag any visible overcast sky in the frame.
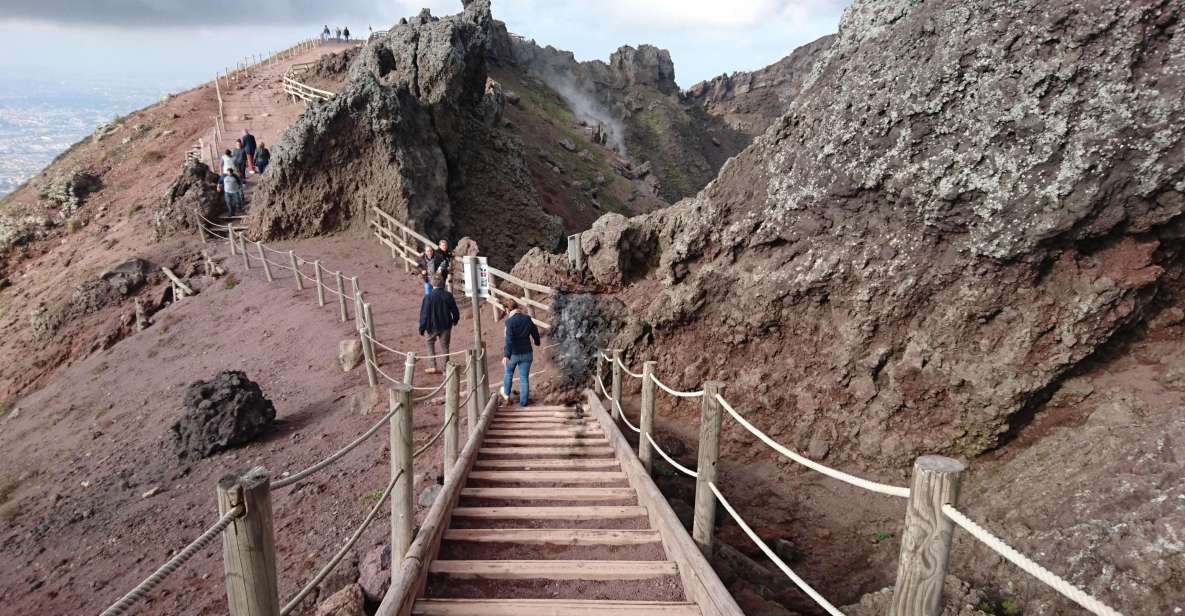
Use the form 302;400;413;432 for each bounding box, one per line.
0;0;847;89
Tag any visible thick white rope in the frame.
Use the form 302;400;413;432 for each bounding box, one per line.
413;412;457;458
362;331;409;358
615;356;644;379
942;504;1124;616
649;373;705;399
490;367;548;391
98;505;244;616
368;357;403;386
646;433;697;478
714;394;909;498
600;351;612;362
279;470;400;616
271;402;401;490
414;371;455;401
710;482;846;616
595;372;641;433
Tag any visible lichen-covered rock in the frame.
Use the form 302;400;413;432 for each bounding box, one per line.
41;167;101;217
171;371;276;459
153;160;222;240
30;258;154;338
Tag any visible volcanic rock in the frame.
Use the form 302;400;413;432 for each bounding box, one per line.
315;584;365;616
171;371;276;459
358;543;391;603
153;161;223;240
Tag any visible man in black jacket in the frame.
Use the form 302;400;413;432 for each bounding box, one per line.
501;301;541;406
241;128;258;173
419;274;460;374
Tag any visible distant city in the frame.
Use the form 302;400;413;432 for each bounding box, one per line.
0;77;192;197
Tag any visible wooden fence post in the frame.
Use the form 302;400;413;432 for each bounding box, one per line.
889;456;966;616
335;271;347;322
353;291;363;333
389;383;414;564
692;381;726;556
217;467;279;616
401;229;410;274
443;361;460;477
403;351;417;386
466;349;480;439
364;303;377;346
610;349;623;421
313;260;325;306
226;226;233;253
239;234;249;270
257;242;272;282
289;251;302;290
360;327;377;388
639;360;657;473
476;342;488;412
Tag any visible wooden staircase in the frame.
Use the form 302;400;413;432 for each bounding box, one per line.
412;405;700;615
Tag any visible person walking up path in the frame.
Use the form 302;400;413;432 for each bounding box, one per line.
241;128;258;173
419;274;460;374
221;170;243;217
501;301;541;407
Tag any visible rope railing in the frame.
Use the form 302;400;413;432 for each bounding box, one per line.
650;373;705;398
271;402;402;490
647;433;698;478
942;505;1124;616
98;505;244;616
716;394;910;498
709;482;845;616
595;370;640;433
414;412;457;458
615;356;644;379
414;371;455;401
279;470;401;616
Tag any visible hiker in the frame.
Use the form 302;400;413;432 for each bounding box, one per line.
335;27;341;40
220;149;235;175
435;239;454;288
500;300;541;407
255;143;271;174
241;128;258;174
232;139;247;180
419;274;460;374
417;245;438;295
343;26;350;41
321;25;330;41
222;170;243;217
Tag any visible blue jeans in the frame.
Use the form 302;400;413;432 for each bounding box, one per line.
502;353;533;406
223;192;242;216
423;281;432;295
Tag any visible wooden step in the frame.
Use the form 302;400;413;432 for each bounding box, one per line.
492;417;588;424
460;487;634;501
468;471;625;483
412;598;700;615
474;458;620;470
451;506;647;520
496;410;581;416
479;447;614;457
428;559;678;580
443;528;661;545
506;405;578;412
485;429;603;438
485;438;608;447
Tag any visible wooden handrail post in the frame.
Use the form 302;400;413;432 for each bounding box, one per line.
443;361;460;477
364;302;377;346
465;349;480;439
239;234;250;270
313;260;325;306
389;383;414;567
335;271;347;322
217;467;279;616
361;327;377;388
403;351;417;387
639;360;657;473
476;342;488;412
401;228;410;273
289;251;302;290
353;290;363;332
889;455;966;616
692;381;726;556
257;242;272;282
226;226;234;253
610;349;623;421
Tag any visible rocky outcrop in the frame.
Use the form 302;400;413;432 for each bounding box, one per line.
171;371;276;459
251;1;561;268
684;34;836;136
153;160;222;240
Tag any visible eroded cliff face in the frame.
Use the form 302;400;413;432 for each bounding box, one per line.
519;0;1185;469
249;2;563;268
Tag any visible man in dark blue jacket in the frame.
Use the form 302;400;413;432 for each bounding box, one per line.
419;274;460;374
241;129;258;173
501;301;541;406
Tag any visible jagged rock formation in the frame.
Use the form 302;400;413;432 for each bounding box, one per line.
171;371;276;460
684;34;836;136
153;161;222;240
250;1;562;268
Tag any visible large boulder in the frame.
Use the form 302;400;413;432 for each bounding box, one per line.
358;544;390;603
153;160;222;240
171;371;276;459
315;584;365;616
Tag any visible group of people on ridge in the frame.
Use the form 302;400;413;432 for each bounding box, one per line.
415;240;540;406
321;25;351;41
217;128;270;218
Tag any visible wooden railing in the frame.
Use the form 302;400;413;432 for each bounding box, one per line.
368;206;555;329
281;75;335;104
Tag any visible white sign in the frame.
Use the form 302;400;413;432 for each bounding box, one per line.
462;256;490;299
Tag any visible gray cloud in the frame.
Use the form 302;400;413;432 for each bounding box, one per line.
0;0;458;28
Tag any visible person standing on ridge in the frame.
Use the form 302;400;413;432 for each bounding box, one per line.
335;27;341;40
255;143;271;174
241;128;258;174
501;301;541;407
321;25;330;41
418;244;437;295
419;274;460;375
343;26;350;41
222;169;243;217
231;139;247;181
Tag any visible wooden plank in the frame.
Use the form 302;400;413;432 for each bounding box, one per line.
451;506;646;520
428;560;677;581
474;458;620;470
412;599;700;616
460;487;635;501
485;264;556;295
505;406;578;412
484;430;604;438
443;528;660;545
468;471;625;483
496;409;580;416
479;446;615;457
484;438;607;447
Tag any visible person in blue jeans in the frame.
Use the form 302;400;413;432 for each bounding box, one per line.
501;301;541;407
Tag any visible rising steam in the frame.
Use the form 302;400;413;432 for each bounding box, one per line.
541;71;627;155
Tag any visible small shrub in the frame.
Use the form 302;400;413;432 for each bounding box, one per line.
65;219;81;233
871;531;893;543
359;489;383;505
224;273;240;290
1000;598;1022;615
